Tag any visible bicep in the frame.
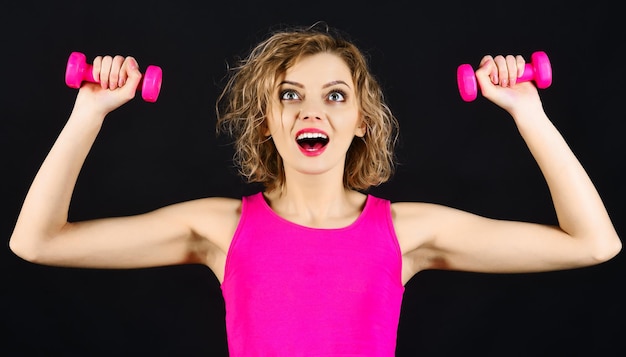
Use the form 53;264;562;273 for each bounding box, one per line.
395;202;588;274
434;215;579;273
30;203;203;269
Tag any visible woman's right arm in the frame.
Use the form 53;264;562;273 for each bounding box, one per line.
9;55;229;270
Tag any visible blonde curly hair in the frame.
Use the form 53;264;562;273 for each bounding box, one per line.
216;23;399;192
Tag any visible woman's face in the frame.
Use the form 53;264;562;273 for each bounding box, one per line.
266;52;365;178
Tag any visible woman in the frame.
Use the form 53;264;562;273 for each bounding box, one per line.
9;24;621;356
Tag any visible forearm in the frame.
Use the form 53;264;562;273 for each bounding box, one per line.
10;107;106;255
514;107;621;259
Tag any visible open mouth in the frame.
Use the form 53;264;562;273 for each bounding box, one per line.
296;130;329;155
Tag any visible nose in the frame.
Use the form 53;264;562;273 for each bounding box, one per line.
299;100;324;121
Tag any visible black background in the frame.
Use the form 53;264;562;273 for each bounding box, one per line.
1;1;624;356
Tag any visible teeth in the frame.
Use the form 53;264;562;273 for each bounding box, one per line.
296;132;328;140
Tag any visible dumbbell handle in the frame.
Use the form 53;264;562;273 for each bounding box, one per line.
65;52;162;102
517;63;540;82
516;52;552;86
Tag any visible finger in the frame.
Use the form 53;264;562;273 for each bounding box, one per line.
121;56;142;90
108;55;125;90
515;55;525;82
99;55;113;90
117;56;131;87
479;55;497;84
504;55;517;86
493;55;508;87
92;56;103;85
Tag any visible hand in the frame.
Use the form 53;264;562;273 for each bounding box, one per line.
475;54;542;115
74;55;143;116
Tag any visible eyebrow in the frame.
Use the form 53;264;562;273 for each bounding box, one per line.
278;80;351;89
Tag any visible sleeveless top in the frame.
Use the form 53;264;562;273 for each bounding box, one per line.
221;192;404;356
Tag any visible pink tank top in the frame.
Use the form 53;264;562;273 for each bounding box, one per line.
221;192;404;356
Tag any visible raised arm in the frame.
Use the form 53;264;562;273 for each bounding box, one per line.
395;54;621;281
9;55;238;273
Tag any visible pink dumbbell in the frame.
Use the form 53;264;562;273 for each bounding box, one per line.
457;51;552;102
65;51;162;102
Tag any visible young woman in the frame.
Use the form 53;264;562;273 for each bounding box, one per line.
9;24;621;356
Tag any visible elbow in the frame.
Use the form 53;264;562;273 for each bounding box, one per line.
590;232;622;265
8;233;46;264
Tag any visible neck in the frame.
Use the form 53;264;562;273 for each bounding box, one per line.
264;169;366;228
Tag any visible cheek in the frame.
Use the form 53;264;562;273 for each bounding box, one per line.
266;107;292;135
279;104;300;119
333;108;361;130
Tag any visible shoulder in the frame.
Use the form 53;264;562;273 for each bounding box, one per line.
390;201;459;253
390;200;438;216
161;196;243;230
390;200;469;220
390;201;438;232
188;196;244;228
162;196;243;248
165;196;243;217
390;200;478;233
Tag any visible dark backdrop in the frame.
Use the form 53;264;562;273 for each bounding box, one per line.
1;1;624;356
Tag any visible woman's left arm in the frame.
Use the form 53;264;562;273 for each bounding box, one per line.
396;54;621;277
480;54;621;264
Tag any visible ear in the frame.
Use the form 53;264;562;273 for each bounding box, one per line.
263;121;271;137
354;116;366;138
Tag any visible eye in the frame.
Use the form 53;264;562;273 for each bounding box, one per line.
280;89;300;101
327;90;346;102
